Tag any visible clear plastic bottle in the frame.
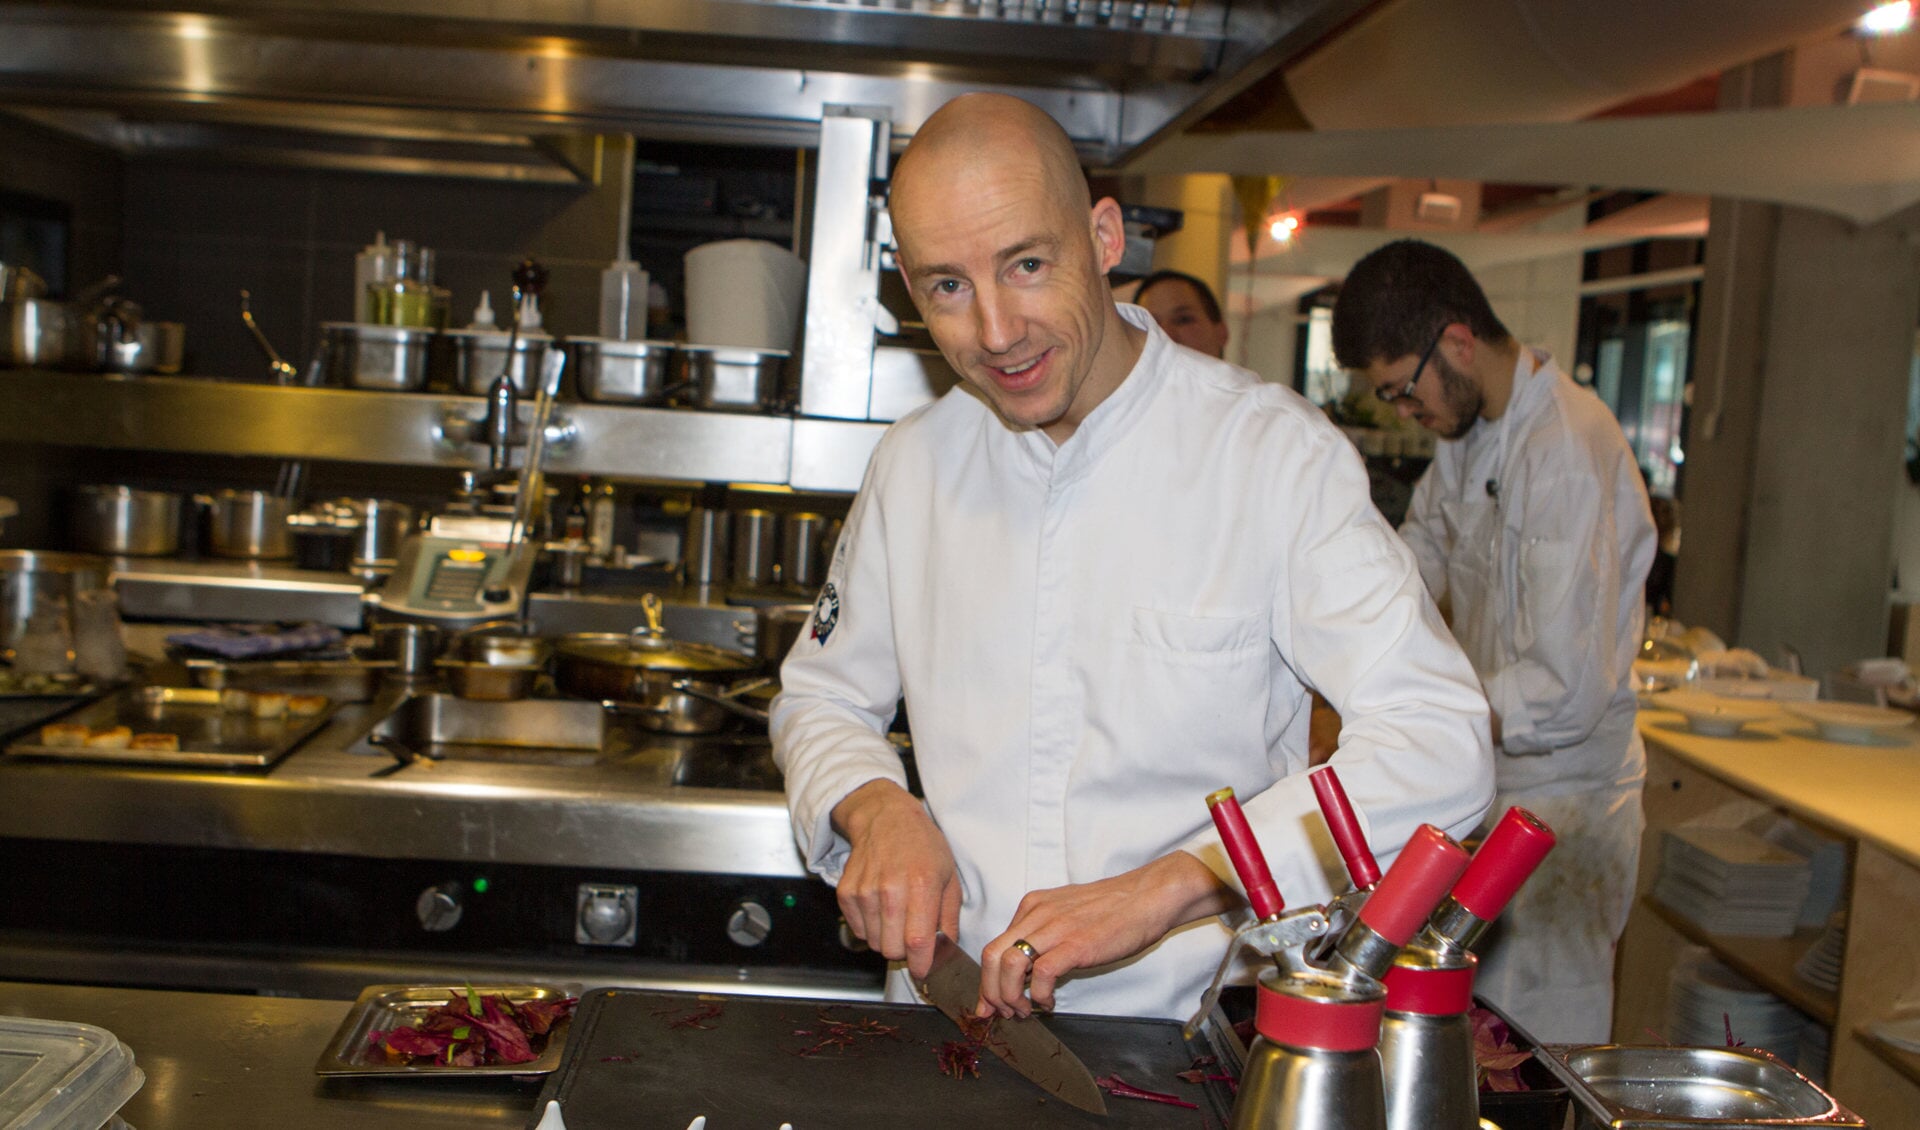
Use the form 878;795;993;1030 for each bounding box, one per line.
598;256;648;340
353;232;393;323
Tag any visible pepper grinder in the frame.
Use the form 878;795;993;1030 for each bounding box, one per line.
1204;787;1469;1130
1378;807;1557;1130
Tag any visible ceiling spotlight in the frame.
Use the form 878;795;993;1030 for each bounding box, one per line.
1268;212;1301;244
1858;0;1913;35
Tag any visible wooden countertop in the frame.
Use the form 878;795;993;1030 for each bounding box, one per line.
1637;703;1920;868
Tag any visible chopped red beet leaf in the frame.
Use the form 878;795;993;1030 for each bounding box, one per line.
1470;1007;1534;1093
936;1041;982;1079
1096;1073;1200;1109
366;992;577;1069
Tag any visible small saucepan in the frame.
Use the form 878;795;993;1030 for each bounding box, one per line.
552;593;763;733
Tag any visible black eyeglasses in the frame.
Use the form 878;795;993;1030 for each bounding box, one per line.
1376;328;1445;404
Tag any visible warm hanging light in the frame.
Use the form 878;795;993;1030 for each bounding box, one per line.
1858;0;1913;36
1267;212;1302;244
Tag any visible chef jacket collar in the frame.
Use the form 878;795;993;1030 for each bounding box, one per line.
1015;302;1170;485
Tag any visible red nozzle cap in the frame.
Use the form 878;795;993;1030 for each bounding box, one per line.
1451;807;1557;923
1207;787;1284;921
1357;825;1470;947
1383;961;1477;1016
1255;979;1385;1052
1310;767;1382;889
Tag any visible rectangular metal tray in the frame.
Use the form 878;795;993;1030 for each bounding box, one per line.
184;656;390;703
3;685;334;767
315;983;578;1078
1538;1044;1865;1128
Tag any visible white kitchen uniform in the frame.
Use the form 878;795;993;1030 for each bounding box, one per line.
773;306;1495;1021
1399;348;1656;1043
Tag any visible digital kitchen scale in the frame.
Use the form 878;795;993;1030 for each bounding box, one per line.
373;514;537;628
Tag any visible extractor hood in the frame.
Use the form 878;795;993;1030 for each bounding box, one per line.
0;0;1372;177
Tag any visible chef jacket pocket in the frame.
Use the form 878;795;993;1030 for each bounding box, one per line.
1129;607;1266;665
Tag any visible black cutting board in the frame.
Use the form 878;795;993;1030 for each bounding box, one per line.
528;988;1233;1128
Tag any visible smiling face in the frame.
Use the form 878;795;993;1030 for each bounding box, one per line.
889;96;1141;445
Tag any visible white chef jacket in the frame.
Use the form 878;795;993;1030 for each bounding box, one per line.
1397;348;1656;1042
1398;349;1657;796
773;306;1495;1020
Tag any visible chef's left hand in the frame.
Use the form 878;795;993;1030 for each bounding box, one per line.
975;850;1236;1018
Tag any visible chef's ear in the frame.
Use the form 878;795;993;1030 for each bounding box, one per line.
1089;197;1127;275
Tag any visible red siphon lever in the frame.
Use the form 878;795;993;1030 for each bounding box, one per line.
1310;766;1382;889
1206;787;1284;921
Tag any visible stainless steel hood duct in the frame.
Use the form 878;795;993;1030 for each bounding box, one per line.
0;0;1372;172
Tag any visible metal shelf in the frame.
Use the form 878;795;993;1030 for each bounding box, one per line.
0;370;885;491
1646;897;1837;1026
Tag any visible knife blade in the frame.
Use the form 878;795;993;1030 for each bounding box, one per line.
916;934;1108;1115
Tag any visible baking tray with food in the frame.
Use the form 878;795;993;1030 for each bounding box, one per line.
5;685;334;767
315;983;580;1078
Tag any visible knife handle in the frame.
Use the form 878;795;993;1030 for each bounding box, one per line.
1357;824;1469;947
1206;787;1284;921
1310;766;1381;889
1451;806;1556;922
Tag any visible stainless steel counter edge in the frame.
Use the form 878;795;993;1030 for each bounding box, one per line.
0;370;891;490
0;704;813;877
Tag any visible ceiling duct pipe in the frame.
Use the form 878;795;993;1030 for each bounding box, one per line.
1283;0;1870;129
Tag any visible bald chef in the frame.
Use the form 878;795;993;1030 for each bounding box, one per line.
772;93;1495;1021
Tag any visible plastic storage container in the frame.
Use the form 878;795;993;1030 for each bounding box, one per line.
0;1015;143;1129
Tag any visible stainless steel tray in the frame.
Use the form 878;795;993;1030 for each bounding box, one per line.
1538;1044;1865;1128
184;656;390;703
315;983;578;1078
2;685;334;767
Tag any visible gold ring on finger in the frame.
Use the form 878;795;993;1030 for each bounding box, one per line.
1011;938;1039;963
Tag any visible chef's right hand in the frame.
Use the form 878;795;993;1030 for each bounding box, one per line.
830;778;962;981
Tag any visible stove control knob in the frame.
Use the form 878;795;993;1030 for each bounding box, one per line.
415;883;464;933
837;917;869;954
726;900;773;947
576;883;638;947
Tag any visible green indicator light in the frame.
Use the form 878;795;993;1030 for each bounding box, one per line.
472;878;490;894
781;893;797;909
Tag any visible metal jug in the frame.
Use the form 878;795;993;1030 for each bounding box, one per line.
1378;807;1557;1130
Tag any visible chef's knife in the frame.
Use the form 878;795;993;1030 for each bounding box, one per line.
917;934;1108;1115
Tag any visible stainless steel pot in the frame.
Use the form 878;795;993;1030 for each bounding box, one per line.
732;508;779;587
444;330;552;396
316;323;432;390
1;299;75;368
458;623;553;667
1;550;107;664
72;485;183;557
111;321;186;375
438;658;540;701
676;345;788;412
566;337;679;404
368;621;444;676
782;511;830;590
552;593;761;733
199;489;294;559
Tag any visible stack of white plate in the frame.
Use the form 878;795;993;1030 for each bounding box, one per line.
1764;816;1848;927
1793;912;1846;993
1667;949;1807;1063
1654;826;1813;936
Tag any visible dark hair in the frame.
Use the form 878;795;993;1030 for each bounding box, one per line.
1330;239;1511;371
1133;270;1223;324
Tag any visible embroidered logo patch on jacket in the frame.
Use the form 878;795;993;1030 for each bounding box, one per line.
810;582;840;644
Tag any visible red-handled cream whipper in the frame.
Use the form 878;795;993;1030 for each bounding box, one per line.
1206;786;1285;922
1231;824;1469;1130
1376;808;1558;1130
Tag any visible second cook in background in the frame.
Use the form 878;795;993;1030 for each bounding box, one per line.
772;94;1495;1022
1333;239;1657;1043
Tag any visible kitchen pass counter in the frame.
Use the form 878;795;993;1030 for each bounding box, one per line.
1637;703;1920;870
0;980;537;1130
